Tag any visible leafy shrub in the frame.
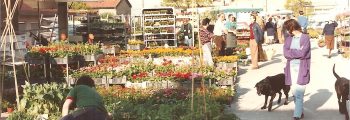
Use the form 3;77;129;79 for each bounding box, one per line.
12;82;71;119
7;111;36;120
97;86;238;120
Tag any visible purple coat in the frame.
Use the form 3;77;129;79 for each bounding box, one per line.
283;34;311;85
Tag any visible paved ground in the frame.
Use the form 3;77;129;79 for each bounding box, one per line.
228;40;350;120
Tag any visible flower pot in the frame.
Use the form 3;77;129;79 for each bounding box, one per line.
50;57;75;64
83;54;97;62
93;77;106;85
7;107;13;113
217;77;234;86
109;76;127;84
127;44;145;50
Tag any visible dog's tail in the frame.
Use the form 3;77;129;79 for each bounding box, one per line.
333;64;341;80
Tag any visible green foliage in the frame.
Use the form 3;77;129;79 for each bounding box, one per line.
7;111;36;120
161;0;212;8
17;82;71;119
284;0;313;16
308;28;322;38
69;2;88;10
200;9;220;22
97;86;238;120
100;13;114;19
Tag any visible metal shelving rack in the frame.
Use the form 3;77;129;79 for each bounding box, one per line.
142;8;177;47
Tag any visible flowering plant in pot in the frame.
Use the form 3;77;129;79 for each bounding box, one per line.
2;100;14;113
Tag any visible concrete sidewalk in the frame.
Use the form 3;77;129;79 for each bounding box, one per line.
228;41;349;120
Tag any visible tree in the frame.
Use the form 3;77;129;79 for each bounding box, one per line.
68;2;88;10
285;0;313;16
161;0;212;9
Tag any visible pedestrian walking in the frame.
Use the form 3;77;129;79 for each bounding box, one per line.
199;18;214;66
297;11;308;33
322;20;338;58
283;19;311;120
213;13;226;56
265;17;275;45
249;15;264;69
224;14;237;55
277;16;285;44
251;11;267;62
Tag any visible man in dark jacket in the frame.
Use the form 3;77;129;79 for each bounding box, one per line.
322;20;338;58
177;18;193;46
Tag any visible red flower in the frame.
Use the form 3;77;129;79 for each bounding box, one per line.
38;48;46;54
132;74;137;79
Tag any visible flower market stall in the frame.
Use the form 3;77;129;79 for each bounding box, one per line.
1;2;242;120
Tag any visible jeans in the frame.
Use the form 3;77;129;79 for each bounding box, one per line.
290;62;306;118
202;43;214;66
184;36;193;47
61;107;107;120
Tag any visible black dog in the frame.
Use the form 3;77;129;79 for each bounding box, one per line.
255;73;290;111
333;64;349;120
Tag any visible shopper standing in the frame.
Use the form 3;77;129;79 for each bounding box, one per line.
87;33;95;44
58;33;69;43
249;15;264;69
224;14;237;55
322;20;338;58
251;11;267;61
265;17;276;45
178;18;193;46
199;18;214;66
213;13;226;56
283;19;311;120
297;11;308;33
277;16;285;44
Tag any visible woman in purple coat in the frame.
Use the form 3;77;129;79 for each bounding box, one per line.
283;19;311;120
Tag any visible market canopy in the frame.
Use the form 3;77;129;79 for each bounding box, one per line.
221;8;263;13
266;10;293;16
54;0;102;2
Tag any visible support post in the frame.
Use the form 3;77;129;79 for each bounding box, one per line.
58;2;68;36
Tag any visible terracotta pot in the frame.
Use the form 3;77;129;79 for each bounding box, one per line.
7;107;13;113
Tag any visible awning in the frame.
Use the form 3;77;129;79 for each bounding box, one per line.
55;0;102;2
221;8;263;13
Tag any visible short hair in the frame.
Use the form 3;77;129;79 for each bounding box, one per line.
299;11;304;15
76;75;95;87
268;17;272;22
228;14;233;18
283;19;302;35
250;15;257;22
201;18;211;26
218;13;225;17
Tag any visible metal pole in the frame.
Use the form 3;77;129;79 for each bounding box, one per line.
37;0;41;44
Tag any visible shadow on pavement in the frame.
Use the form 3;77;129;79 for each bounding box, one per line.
304;89;333;111
233;85;250;102
259;58;282;68
230;109;345;120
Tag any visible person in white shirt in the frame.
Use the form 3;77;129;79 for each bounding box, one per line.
213;13;226;56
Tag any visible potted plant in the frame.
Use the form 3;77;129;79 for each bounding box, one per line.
2;100;13;113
